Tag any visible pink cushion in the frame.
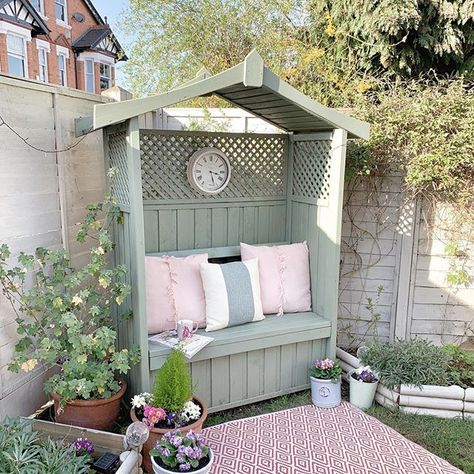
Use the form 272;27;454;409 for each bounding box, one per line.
145;254;208;334
240;242;311;314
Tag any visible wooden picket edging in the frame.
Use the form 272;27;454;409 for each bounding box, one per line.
337;347;472;419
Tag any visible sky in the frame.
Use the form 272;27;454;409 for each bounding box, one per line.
91;0;131;87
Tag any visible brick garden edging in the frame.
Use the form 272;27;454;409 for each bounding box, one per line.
337;347;472;420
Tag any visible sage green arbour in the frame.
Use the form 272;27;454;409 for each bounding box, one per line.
77;50;369;411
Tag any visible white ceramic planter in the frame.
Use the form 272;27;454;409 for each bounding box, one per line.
151;449;214;474
349;372;379;409
310;376;341;408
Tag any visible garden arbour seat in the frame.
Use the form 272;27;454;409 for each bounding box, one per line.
88;51;369;413
147;244;332;413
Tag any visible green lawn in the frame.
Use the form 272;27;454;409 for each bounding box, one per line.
367;406;474;474
204;389;474;474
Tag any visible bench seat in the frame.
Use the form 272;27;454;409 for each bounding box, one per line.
149;311;330;370
148;311;331;412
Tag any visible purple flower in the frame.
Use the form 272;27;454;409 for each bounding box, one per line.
70;437;94;456
179;463;191;472
159;447;171;457
193;447;203;459
176;454;186;463
170;435;183;447
186;430;196;441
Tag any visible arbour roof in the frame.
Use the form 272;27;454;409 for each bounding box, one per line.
77;50;370;139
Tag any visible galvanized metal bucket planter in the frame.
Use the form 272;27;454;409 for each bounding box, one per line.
310;376;342;408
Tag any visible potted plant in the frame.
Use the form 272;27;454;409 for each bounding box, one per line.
150;430;213;474
0;195;140;430
309;358;342;408
349;365;379;409
131;349;208;472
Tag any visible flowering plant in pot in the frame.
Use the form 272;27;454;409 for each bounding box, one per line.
309;358;342;408
0;193;140;430
150;430;213;474
131;349;208;472
349;365;379;409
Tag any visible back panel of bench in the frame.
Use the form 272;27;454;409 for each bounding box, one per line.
140;130;289;253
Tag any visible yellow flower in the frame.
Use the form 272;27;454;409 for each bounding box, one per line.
21;359;38;372
97;387;105;394
72;295;83;306
52;297;63;309
325;24;336;37
98;276;109;288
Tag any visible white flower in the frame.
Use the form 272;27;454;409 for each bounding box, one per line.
131;392;153;408
131;394;146;409
180;400;201;422
355;365;373;374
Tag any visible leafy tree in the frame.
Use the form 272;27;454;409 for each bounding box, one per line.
310;0;474;78
120;0;375;105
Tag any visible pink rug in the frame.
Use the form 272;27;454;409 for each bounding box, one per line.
202;402;462;473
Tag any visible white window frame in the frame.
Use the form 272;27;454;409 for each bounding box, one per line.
37;47;48;82
99;63;112;91
85;59;95;93
55;0;69;26
56;46;69;87
31;0;45;16
6;33;28;78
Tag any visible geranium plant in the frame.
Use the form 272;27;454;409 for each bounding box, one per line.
0;191;140;406
309;358;342;381
352;366;378;383
150;430;211;472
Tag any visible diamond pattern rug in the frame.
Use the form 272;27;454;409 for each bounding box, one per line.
202;402;462;473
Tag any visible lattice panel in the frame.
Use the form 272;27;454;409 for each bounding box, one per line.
292;140;331;200
140;132;287;200
108;129;130;207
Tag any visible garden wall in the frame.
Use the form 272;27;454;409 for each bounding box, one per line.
0;74;107;417
161;108;474;348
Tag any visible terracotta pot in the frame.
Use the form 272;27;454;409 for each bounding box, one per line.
52;380;127;431
131;396;208;473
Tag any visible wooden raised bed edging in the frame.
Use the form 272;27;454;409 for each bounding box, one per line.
336;347;472;420
24;402;139;474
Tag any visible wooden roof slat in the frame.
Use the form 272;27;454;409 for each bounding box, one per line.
230;93;280;106
222;88;273;100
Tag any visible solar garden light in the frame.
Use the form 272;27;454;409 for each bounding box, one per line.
117;421;149;474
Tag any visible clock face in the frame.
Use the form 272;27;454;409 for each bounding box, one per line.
187;148;231;195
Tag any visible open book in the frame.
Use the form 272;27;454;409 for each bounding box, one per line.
148;331;214;359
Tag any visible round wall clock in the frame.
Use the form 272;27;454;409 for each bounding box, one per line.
187;147;231;195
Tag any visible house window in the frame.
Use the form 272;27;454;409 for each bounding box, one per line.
85;59;94;93
55;0;66;22
99;63;111;90
31;0;44;15
38;47;48;82
58;53;67;86
7;34;27;78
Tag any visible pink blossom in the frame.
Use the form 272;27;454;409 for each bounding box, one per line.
143;404;166;428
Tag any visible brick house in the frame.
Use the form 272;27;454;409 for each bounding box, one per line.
0;0;125;93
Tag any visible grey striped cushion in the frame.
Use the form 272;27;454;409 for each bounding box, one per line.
199;259;264;332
